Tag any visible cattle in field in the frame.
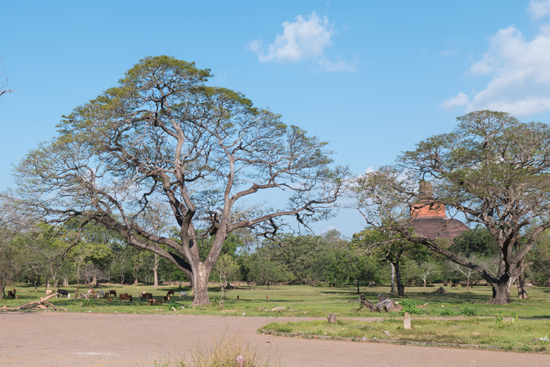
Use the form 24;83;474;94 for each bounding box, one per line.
108;290;117;297
179;291;187;298
7;289;16;299
58;289;69;297
167;290;175;297
119;293;133;302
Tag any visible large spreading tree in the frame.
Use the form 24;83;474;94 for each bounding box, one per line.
354;111;550;304
12;56;347;305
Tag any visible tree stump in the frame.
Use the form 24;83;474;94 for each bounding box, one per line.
434;287;448;294
359;294;374;310
327;313;337;323
403;312;412;329
372;299;402;313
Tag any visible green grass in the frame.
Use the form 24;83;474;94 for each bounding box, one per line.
2;283;550;319
260;317;550;353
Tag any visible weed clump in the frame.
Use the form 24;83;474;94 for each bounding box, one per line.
149;333;280;367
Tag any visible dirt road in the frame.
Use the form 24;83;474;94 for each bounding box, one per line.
1;312;549;366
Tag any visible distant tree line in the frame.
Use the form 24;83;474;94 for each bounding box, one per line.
3;219;550;300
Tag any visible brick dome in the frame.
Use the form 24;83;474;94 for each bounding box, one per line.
411;181;468;243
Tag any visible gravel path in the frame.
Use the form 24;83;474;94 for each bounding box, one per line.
1;312;549;366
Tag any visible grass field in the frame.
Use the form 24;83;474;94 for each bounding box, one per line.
260;317;550;353
2;282;550;319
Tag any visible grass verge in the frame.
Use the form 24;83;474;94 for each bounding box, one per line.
260;318;550;353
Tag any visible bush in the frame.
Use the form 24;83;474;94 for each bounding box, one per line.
460;304;477;316
398;299;426;315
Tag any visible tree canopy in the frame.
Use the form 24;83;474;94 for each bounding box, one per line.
354;110;550;304
11;56;347;305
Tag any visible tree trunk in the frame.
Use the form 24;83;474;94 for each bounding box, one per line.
356;278;360;294
466;274;470;292
192;262;211;306
153;253;159;289
390;263;396;293
0;284;4;300
517;271;529;300
393;261;405;296
489;281;512;305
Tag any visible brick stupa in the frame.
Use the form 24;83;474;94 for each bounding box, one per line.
411;181;468;243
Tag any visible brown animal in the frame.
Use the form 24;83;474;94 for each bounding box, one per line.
167;290;175;297
163;295;170;302
147;300;155;306
237;295;239;300
451;283;458;288
7;289;16;299
106;297;113;302
155;300;163;305
141;292;153;301
266;294;269;300
108;290;117;297
119;293;133;302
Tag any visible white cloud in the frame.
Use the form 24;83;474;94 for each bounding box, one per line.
249;12;357;72
528;0;550;20
250;12;333;63
464;25;550;115
441;92;469;109
316;57;359;73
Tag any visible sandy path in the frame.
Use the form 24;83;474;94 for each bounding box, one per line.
1;312;549;367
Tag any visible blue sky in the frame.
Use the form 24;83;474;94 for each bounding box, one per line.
2;1;550;237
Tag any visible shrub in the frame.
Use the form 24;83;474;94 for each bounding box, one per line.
398;299;425;315
460;305;477;316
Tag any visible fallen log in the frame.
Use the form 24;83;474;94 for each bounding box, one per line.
0;293;67;312
372;299;402;313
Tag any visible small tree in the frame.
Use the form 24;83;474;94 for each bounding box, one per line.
245;253;291;289
213;253;240;304
351;228;428;296
327;248;375;293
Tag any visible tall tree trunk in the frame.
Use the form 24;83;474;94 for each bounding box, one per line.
393;261;405;296
76;264;81;286
466;274;470;292
192;262;211;306
517;271;529;300
153;253;159;289
489;280;512;305
390;263;396;293
356;278;360;294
